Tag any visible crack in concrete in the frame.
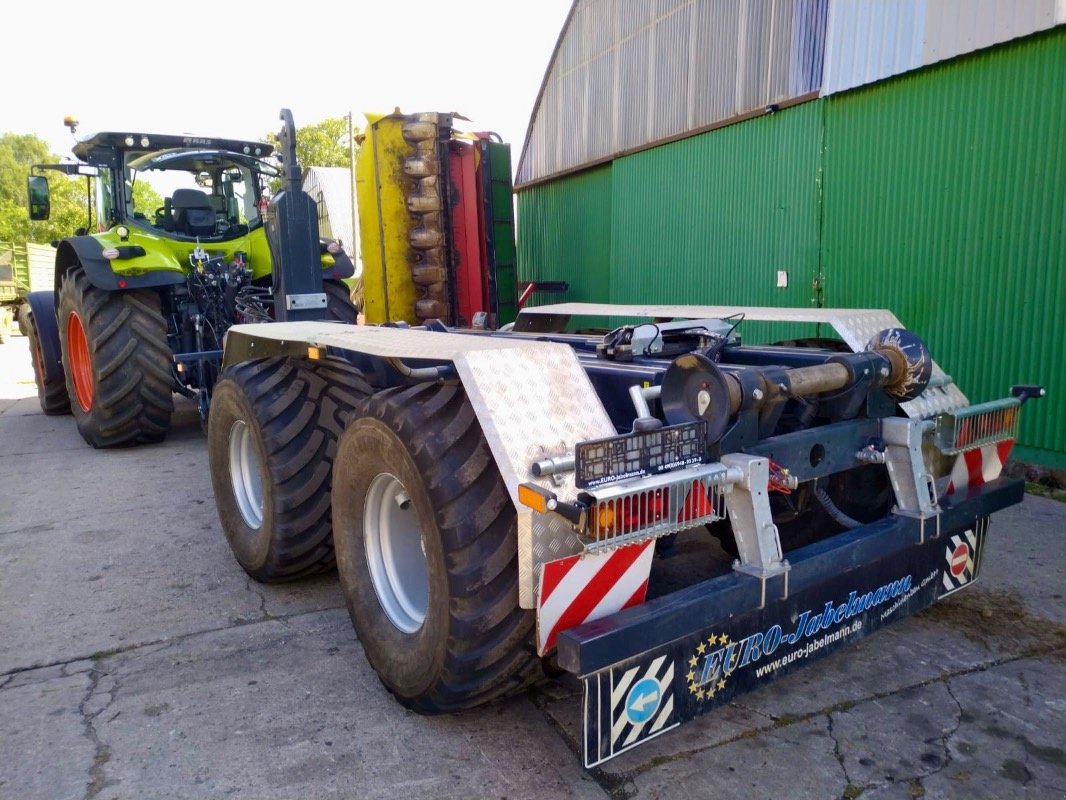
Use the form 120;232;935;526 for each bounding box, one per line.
0;604;348;681
243;577;273;621
1016;671;1037;788
825;711;855;796
77;667;118;799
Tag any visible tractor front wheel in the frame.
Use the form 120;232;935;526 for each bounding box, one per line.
324;279;357;324
332;383;540;713
57;267;173;447
208;356;372;582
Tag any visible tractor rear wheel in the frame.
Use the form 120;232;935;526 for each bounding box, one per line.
57;267;173;447
209;356;372;582
324;279;357;324
26;308;70;415
332;383;540;713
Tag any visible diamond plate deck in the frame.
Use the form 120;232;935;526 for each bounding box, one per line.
519;304;969;417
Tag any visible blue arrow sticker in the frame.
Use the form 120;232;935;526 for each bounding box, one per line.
625;677;662;724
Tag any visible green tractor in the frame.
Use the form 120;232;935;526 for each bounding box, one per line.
24;110;357;447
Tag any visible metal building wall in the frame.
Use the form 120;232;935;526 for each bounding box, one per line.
822;29;1066;467
516;165;613;308
821;0;1064;95
608;101;823;343
516;0;828;188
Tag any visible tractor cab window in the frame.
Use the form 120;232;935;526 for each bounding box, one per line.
124;149;278;241
94;168;114;231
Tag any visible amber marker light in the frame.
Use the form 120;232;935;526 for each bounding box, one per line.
518;483;557;514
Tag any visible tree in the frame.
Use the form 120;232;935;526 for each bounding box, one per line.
131;181;162;220
266;116;357;170
0;132;162;243
0;133;87;243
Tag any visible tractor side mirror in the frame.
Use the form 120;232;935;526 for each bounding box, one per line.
27;175;50;220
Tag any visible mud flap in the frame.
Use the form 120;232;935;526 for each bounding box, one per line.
571;482;1015;768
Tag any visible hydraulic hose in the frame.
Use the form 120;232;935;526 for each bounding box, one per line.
813;486;863;530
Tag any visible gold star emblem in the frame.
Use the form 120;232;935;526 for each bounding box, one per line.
696;689;705;700
696;642;707;655
717;679;726;690
688;655;698;668
706;687;715;698
720;634;730;645
688;682;699;695
707;635;716;648
686;670;696;683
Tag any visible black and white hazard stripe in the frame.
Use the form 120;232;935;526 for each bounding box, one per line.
941;527;980;595
610;656;675;753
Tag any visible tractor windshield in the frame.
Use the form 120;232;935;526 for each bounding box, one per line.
124;149;280;240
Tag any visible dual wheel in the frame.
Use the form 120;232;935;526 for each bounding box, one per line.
209;364;538;711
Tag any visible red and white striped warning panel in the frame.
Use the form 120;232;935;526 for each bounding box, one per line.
945;440;1014;495
536;541;655;655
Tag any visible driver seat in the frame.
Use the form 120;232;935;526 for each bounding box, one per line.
171;189;217;236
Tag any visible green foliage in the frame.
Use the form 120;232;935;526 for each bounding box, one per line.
131;180;162;219
0;133;87;243
266;116;357;170
0;132;163;242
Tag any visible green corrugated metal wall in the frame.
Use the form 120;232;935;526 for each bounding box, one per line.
516;28;1065;467
517;165;612;309
609;102;823;343
822;29;1065;467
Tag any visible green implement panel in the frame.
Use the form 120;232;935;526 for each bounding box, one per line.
822;29;1066;468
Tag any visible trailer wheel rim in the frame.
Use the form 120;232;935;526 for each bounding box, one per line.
228;420;265;530
67;311;93;412
364;473;429;634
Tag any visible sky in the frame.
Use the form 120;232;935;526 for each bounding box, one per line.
1;0;573;168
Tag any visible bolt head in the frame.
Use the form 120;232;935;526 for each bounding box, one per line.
752;388;764;400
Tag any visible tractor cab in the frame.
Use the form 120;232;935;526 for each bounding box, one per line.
125;147;280;241
29;132;277;244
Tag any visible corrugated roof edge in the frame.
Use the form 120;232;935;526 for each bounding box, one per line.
514;0;580;191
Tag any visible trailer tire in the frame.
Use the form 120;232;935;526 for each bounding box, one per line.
333;383;540;713
209;356;372;583
324;279;357;324
58;266;173;447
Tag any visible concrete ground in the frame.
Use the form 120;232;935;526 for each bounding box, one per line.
1;332;1064;800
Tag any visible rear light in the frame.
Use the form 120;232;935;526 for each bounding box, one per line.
935;398;1020;454
591;489;669;538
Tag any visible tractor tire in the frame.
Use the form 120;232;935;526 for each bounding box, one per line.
17;302;31;337
57;267;173;447
324;279;357;324
209;356;372;583
26;309;71;415
332;383;540;713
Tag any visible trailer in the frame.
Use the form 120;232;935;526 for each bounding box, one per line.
207;300;1042;767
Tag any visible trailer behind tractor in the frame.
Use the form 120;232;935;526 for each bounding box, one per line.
206;299;1043;766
